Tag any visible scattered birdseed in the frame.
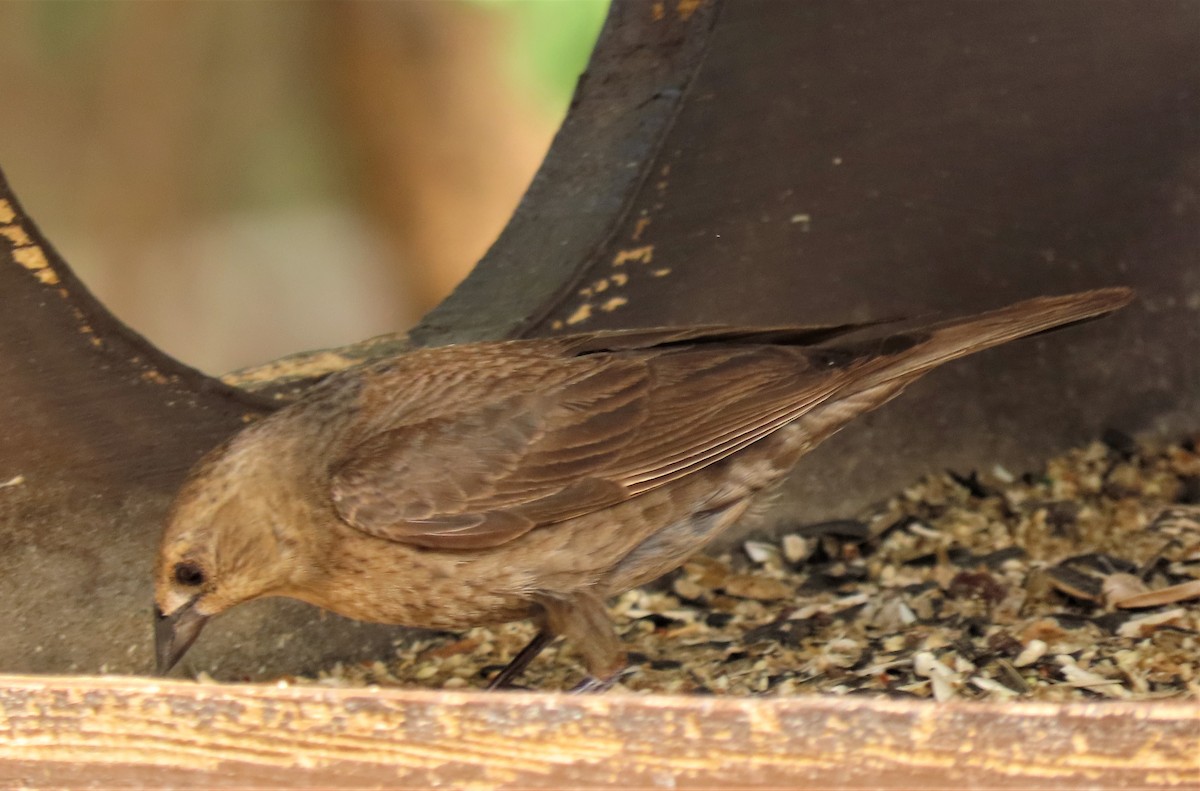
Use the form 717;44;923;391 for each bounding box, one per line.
1013;639;1048;668
293;434;1200;700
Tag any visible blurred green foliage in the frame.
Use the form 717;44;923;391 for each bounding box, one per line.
472;0;610;110
27;0;112;66
26;1;609;114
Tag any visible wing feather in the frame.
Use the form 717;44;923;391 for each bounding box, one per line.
329;344;839;549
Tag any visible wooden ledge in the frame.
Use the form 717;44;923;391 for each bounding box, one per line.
1;675;1196;788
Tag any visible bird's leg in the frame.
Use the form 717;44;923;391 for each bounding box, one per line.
486;627;555;690
537;590;627;693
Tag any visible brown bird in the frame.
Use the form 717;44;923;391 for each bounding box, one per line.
155;287;1132;689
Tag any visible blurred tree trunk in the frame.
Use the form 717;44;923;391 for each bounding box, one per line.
0;1;561;371
326;1;559;315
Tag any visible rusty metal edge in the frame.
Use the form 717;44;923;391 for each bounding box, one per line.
1;674;1196;789
409;0;723;347
0;165;275;412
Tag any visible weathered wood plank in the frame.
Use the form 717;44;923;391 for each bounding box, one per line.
1;675;1196;789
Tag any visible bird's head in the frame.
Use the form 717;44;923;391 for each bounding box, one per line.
154;434;319;675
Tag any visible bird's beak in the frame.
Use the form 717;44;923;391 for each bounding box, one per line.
154;598;208;675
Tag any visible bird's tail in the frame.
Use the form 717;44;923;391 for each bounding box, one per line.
847;286;1134;391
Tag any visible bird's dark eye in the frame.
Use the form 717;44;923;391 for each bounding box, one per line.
174;562;206;587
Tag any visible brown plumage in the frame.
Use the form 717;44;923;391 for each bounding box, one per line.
155;288;1132;689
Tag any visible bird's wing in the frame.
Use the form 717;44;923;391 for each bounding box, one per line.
330;344;849;550
551;321;896;355
330;287;1133;550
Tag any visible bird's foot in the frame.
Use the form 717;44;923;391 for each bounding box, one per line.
569;667;631;694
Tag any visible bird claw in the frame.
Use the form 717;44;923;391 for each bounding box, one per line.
568;667;631;694
569;676;615;694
